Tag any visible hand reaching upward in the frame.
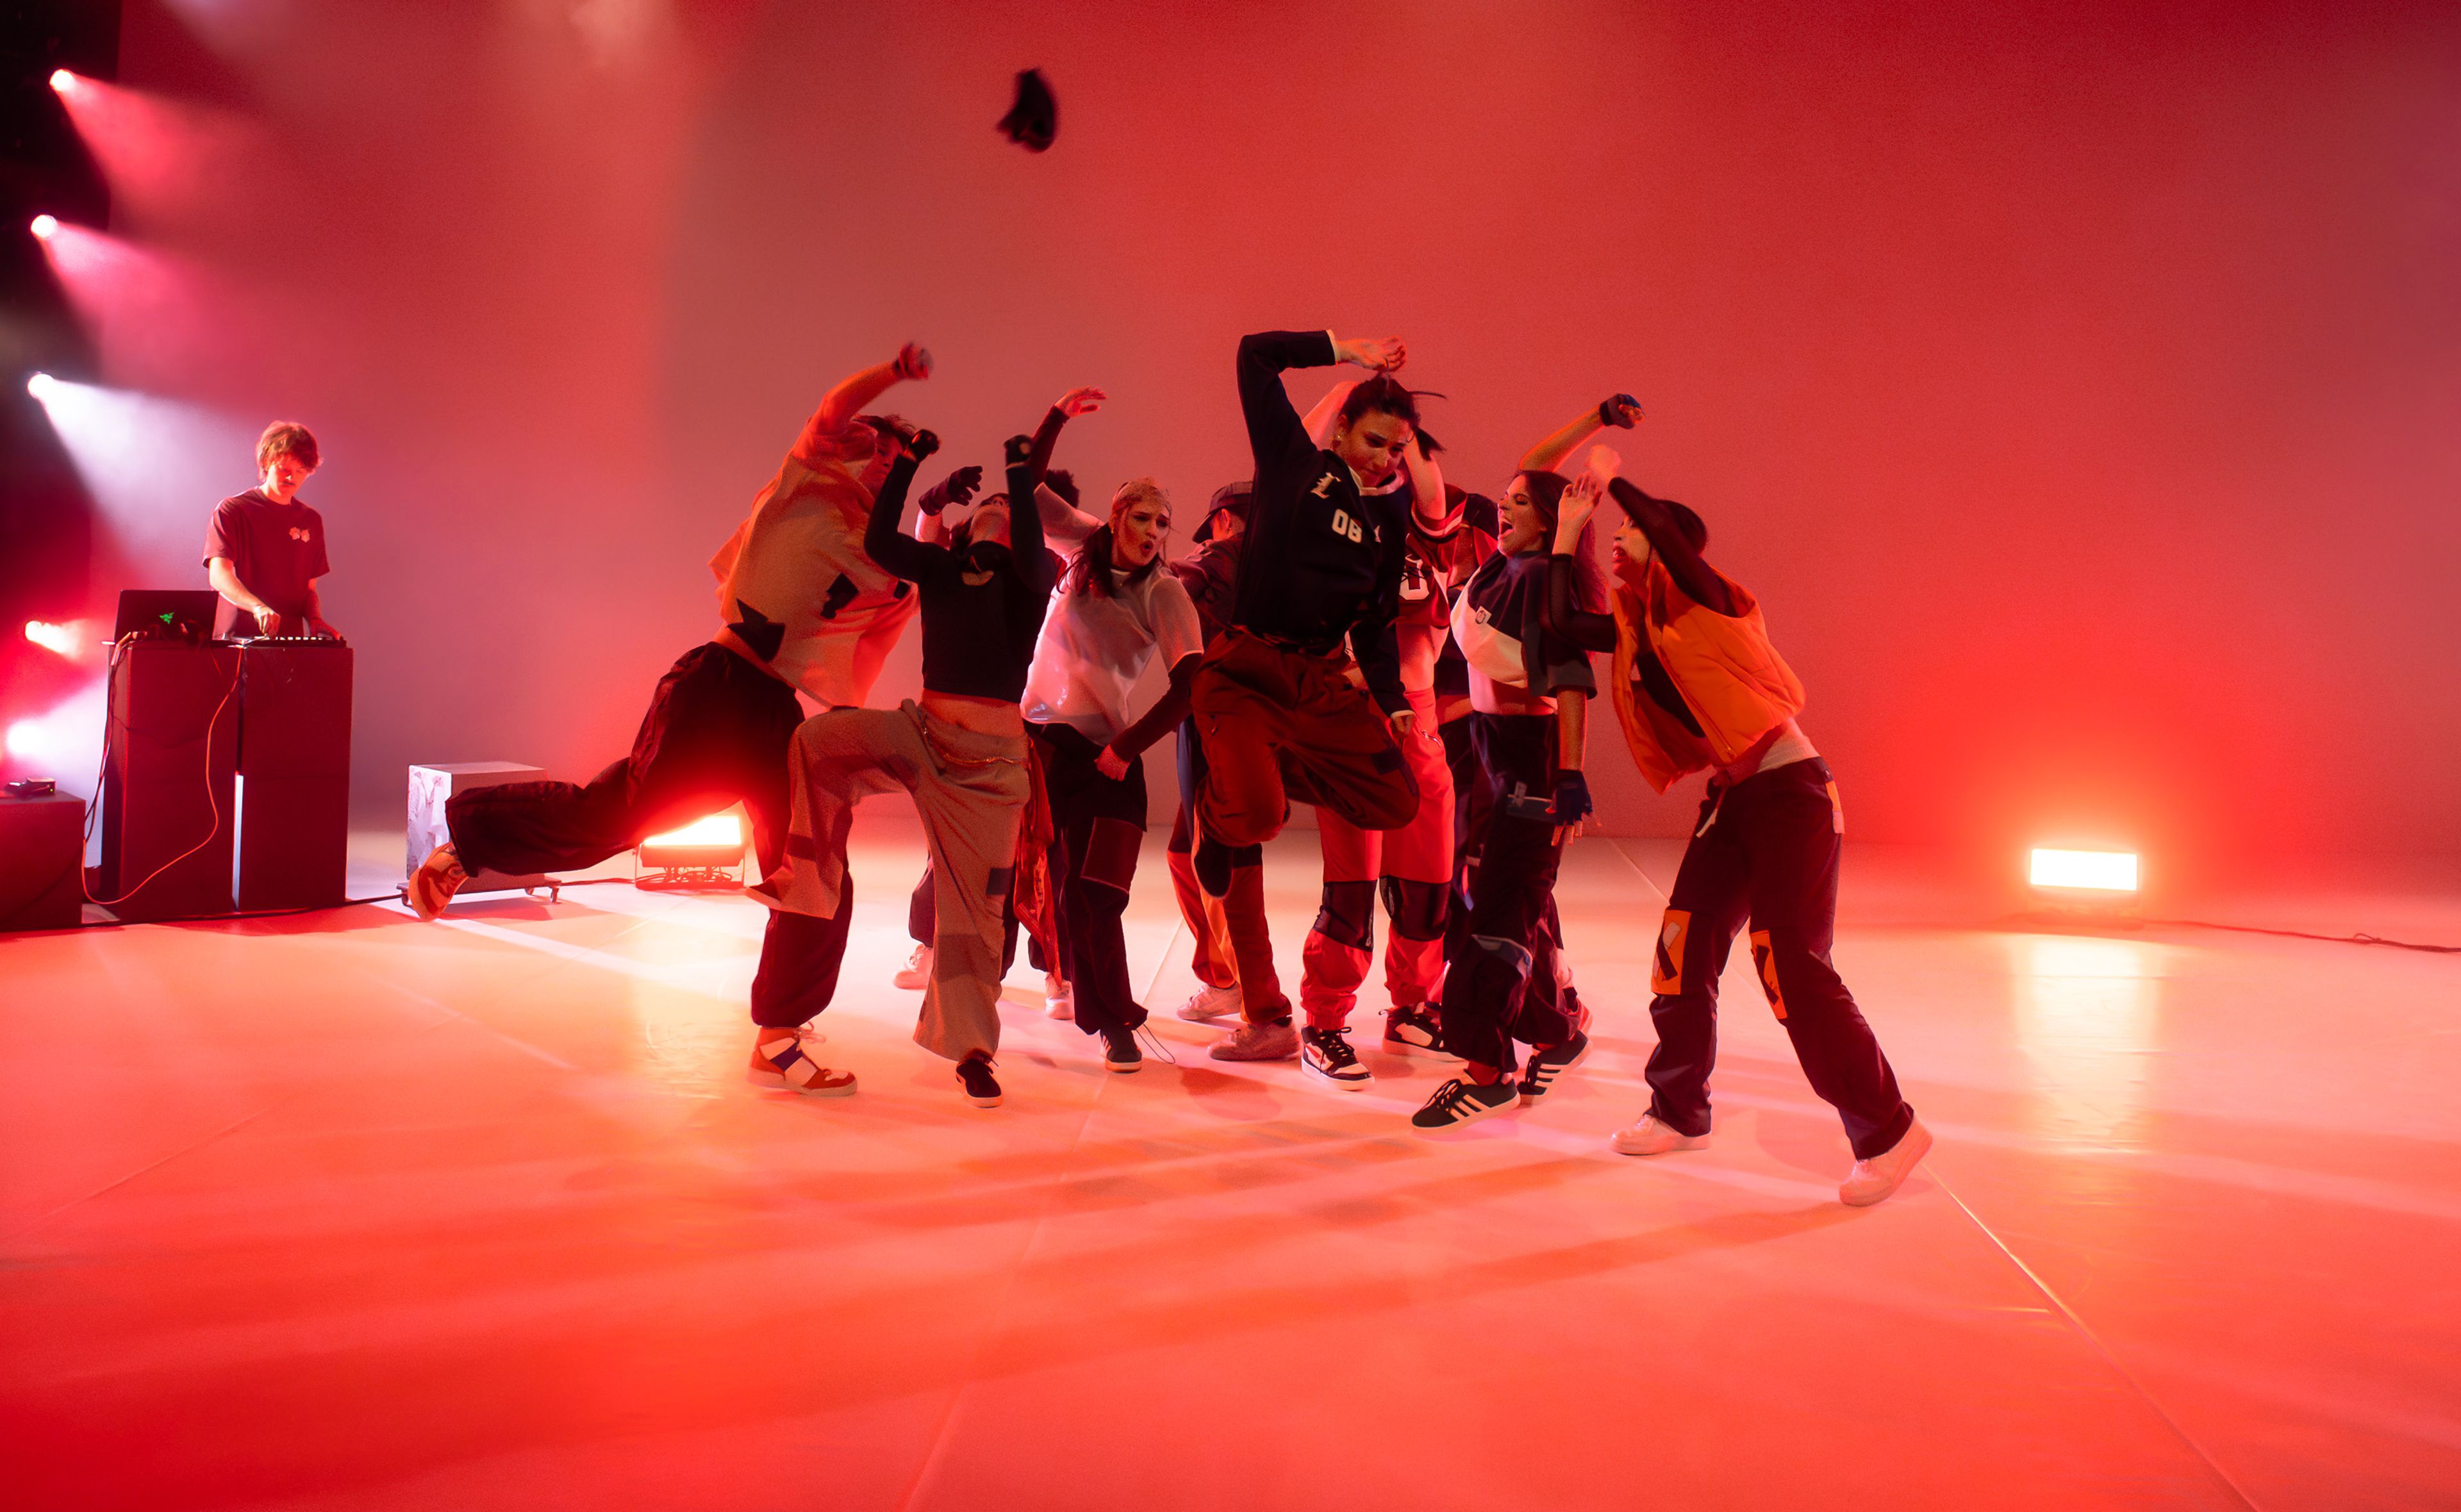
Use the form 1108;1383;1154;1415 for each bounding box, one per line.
1056;386;1106;418
1333;334;1407;373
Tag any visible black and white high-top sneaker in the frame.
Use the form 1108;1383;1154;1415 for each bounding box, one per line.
1300;1026;1370;1089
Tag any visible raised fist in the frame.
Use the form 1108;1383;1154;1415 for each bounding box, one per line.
1598;393;1643;429
1004;433;1034;466
895;343;934;382
906;428;941;461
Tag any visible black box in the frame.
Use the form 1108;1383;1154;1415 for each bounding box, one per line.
0;792;84;932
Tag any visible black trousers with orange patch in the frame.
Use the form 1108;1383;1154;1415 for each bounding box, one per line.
1029;721;1151;1037
1438;713;1580;1074
1645;758;1914;1160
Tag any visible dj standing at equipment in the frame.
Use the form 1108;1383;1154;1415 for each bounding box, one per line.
204;422;337;640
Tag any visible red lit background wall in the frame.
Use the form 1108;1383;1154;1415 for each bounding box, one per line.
82;1;2461;882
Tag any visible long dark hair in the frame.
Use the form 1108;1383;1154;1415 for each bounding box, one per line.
1339;377;1445;457
1513;468;1570;541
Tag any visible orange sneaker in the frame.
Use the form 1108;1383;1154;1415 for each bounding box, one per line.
408;844;468;921
748;1024;856;1096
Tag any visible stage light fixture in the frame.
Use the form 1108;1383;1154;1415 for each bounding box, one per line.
31;214;58;240
637;812;747;891
2029;848;2139;892
50;69;76;93
24;621;81;659
27;371;56;399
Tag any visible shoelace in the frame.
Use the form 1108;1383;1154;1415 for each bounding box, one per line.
1309;1028;1360;1068
1134;1023;1179;1065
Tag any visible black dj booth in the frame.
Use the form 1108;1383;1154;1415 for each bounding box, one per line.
90;608;354;921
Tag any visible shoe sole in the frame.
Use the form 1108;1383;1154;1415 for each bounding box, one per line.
1413;1093;1517;1133
1177;1003;1241;1022
1839;1122;1934;1206
1382;1035;1455;1058
747;1067;857;1097
1104;1058;1141;1074
1209;1046;1300;1062
1047;1005;1075;1021
1518;1038;1593;1105
891;976;927;990
965;1094;1003;1107
1611;1133;1710;1156
1302;1059;1371;1090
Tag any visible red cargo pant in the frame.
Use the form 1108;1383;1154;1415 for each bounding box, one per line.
1301;686;1451;1029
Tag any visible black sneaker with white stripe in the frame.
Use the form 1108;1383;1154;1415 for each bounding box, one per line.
1409;1076;1519;1131
1518;1032;1591;1105
1382;1003;1446;1054
1300;1026;1370;1089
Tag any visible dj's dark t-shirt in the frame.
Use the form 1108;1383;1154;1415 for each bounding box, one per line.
203;489;329;636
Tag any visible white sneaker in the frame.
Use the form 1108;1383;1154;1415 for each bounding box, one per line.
893;943;932;990
1839;1117;1933;1207
1044;973;1073;1021
1610;1113;1711;1156
1177;980;1243;1022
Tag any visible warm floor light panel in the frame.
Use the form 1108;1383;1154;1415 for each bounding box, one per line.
2030;847;2140;892
642;813;742;849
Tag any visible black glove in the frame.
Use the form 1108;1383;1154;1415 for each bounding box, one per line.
918;464;982;515
1004;432;1034;467
998;69;1058;152
1551;770;1594;825
1598;393;1643;429
905;428;940;463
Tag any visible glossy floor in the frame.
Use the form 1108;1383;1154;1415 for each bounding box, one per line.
3;820;2455;1510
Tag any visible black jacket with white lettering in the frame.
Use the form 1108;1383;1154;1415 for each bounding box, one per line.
1228;329;1409;714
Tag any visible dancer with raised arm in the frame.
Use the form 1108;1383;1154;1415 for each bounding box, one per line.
1022;472;1205;1072
745;391;1086;1109
1191;329;1424;1066
408;345;932;919
1286;379;1457;1085
1407;464;1604;1130
1545;463;1931;1204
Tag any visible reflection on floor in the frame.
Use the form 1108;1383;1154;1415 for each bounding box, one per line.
3;816;2455;1510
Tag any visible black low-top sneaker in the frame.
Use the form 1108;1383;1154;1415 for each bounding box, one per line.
1410;1077;1519;1131
1518;1032;1591;1105
1300;1026;1371;1089
1099;1024;1143;1074
956;1056;1003;1107
1382;1003;1446;1054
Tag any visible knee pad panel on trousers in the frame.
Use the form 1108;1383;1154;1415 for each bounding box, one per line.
1469;932;1534;983
1652;908;1691;996
1380;876;1447;941
1081;816;1143;894
1748;928;1786;1019
1312;879;1377;951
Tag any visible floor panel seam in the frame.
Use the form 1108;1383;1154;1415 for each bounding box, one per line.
1930;1170;2263;1510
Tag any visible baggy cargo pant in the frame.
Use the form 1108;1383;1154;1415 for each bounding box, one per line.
749;702;1028;1063
1302;684;1452;1029
1644;757;1914;1160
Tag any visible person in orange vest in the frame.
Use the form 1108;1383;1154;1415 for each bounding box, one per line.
1546;466;1932;1206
